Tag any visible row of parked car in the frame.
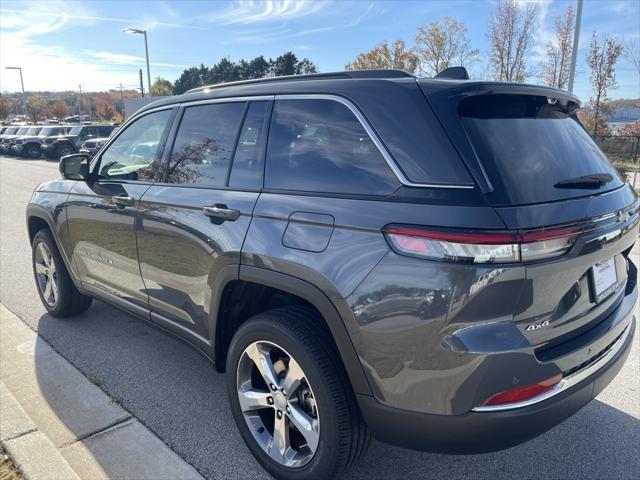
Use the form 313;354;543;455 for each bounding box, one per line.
0;124;117;160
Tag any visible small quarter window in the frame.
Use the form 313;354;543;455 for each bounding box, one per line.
265;99;399;195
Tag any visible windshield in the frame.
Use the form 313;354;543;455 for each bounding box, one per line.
4;127;18;135
459;94;623;206
69;126;84;135
26;127;41;135
16;127;29;135
39;127;64;136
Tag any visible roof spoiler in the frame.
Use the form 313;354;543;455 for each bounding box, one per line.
434;67;469;80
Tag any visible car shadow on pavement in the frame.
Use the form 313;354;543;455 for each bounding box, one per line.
34;301;639;480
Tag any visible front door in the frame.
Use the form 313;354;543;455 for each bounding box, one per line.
137;100;270;341
66;108;175;310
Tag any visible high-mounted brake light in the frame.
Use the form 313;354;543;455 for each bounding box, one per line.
478;374;563;407
383;225;581;264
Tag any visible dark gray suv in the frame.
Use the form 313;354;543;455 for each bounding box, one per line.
26;70;638;480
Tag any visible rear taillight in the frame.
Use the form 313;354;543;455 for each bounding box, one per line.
383;225;580;264
478;374;563;407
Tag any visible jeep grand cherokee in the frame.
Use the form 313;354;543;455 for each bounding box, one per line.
27;69;638;480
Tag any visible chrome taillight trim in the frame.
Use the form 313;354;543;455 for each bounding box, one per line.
472;320;632;412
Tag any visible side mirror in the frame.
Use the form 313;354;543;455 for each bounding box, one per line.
59;154;90;180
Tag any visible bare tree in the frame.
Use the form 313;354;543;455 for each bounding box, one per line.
622;38;640;77
345;40;418;73
414;17;479;76
487;0;537;82
586;31;623;137
540;5;574;89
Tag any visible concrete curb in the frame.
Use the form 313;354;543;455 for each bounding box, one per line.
0;303;204;480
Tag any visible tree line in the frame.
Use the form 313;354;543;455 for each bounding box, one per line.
344;0;637;138
170;51;316;95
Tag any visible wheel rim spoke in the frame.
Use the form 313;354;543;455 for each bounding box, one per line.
238;385;272;412
245;343;280;388
43;278;52;302
35;263;47;275
38;244;51;267
50;276;58;303
287;403;320;451
281;357;304;396
269;413;290;462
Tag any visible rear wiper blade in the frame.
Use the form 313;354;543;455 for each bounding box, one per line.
554;173;613;189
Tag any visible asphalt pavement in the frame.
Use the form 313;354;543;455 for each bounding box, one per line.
0;155;638;480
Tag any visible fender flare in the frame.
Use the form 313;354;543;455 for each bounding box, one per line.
25;203;80;288
236;265;372;396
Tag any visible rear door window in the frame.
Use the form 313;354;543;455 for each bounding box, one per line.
166;103;245;187
265;98;399;195
459;94;623;205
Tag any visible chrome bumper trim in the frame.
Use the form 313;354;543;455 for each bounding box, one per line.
473;319;633;412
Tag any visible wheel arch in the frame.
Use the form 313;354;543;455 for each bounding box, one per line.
214;265;372;396
26;204;79;287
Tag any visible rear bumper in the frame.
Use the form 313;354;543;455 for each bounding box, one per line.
358;313;635;453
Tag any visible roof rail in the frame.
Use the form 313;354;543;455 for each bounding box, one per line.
434;66;469;80
184;69;416;94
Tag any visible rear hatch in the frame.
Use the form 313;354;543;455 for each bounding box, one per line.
423;81;639;349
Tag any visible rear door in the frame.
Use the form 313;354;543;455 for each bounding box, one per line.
136;99;270;341
427;86;639;347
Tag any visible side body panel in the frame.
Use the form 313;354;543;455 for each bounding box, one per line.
137;186;258;341
65;180;152;309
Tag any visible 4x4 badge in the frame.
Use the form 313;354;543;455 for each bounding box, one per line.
525;320;550;331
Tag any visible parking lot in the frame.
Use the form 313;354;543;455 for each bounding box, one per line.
1;154;638;479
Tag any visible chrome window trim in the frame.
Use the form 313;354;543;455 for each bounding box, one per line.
131;94;475;190
472;320;632;412
274;94;474;190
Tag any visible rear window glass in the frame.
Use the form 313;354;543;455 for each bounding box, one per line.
459;94;623;205
265;99;399;195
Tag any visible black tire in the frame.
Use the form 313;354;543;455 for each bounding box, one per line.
32;229;92;317
55;143;74;159
226;306;370;480
24;144;41;159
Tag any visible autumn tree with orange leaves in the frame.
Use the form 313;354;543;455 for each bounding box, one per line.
345;40;418;73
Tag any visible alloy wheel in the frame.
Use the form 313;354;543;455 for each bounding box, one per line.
34;242;58;307
236;341;320;468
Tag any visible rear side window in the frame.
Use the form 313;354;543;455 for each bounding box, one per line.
265;99;399;195
459;94;623;205
167;103;245;186
228;101;269;190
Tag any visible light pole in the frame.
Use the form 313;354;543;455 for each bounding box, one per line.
4;66;26;117
568;0;584;93
123;28;151;96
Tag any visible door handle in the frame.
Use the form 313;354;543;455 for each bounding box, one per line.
112;195;135;207
202;205;240;221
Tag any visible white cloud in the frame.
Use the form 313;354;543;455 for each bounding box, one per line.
0;1;194;92
200;0;330;25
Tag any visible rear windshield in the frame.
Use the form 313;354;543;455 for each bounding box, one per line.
459;94;623;205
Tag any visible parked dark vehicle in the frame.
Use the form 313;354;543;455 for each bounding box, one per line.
1;126;31;154
12;126;70;159
79;128;118;159
26;70;638;480
41;124;116;160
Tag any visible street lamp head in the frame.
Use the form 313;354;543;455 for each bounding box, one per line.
5;66;21;70
123;27;145;35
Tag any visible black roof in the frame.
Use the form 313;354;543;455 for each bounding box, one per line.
137;69;578;115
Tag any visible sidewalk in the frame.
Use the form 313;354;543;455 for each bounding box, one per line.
0;304;204;480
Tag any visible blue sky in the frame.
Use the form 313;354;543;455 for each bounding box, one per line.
0;0;638;101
